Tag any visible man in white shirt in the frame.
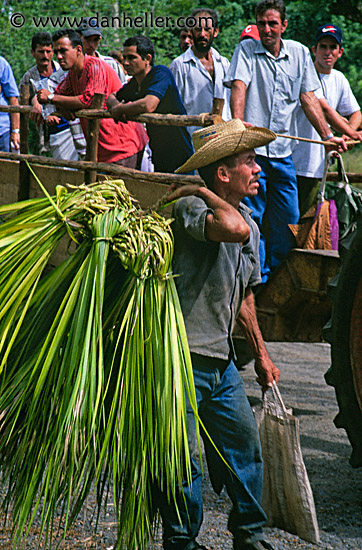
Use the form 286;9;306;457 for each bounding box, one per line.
224;0;346;282
170;8;231;136
293;23;362;215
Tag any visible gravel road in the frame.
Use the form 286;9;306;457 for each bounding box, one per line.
192;342;362;550
1;342;361;549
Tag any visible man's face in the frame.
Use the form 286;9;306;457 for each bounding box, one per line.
256;9;287;52
122;46;149;79
179;29;193;52
192;13;218;53
81;34;102;56
225;150;261;199
53;36;79;70
31;44;53;71
312;37;343;71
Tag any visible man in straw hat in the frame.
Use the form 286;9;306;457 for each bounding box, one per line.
155;119;280;550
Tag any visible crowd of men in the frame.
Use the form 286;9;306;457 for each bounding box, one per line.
0;2;361;549
0;2;359;277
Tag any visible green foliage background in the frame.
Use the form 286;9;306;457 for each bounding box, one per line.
1;0;362;102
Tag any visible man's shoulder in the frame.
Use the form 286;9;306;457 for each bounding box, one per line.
330;68;350;84
84;54;105;71
210;47;229;65
145;65;176;87
239;39;260;56
173;195;207;215
283;39;310;56
0;56;10;67
151;64;173;76
170;51;189;70
20;65;38;84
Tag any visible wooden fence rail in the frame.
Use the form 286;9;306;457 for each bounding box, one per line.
0;84;221;199
0;84;360;202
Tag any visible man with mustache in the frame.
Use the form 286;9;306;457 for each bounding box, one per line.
170;8;231;136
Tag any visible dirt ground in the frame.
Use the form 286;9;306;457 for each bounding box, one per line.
1;342;361;550
192;342;362;550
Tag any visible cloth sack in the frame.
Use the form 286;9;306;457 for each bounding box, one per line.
258;382;320;543
290;152;362;251
323;152;362;246
289;152;340;250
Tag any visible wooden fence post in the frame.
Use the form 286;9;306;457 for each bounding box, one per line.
18;84;30;201
84;93;104;184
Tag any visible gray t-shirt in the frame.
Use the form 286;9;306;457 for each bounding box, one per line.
172;196;261;360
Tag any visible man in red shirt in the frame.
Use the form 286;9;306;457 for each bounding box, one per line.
37;29;147;167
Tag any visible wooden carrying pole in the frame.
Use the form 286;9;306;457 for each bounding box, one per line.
276;133;360;147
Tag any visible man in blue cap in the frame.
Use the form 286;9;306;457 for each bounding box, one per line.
293;23;362;215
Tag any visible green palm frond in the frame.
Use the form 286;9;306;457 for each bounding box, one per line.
0;178;198;550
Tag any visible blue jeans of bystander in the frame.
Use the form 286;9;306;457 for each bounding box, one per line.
0;130;10;152
243;155;299;283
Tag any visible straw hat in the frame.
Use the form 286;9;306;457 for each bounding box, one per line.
175;119;276;173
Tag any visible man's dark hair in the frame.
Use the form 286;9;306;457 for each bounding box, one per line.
191;8;219;29
52;29;83;50
198;154;240;189
123;35;155;65
109;49;123;64
31;32;52;51
256;0;286;22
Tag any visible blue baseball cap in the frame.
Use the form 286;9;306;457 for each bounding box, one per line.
314;24;342;45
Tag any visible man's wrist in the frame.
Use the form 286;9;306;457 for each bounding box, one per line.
11;129;20;133
47;93;55;104
322;132;334;141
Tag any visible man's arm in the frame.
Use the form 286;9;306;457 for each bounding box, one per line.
300;91;347;150
230;80;247;121
37;88;84;110
8;97;20;150
348;110;362;131
168;184;251;243
107;92;160;119
320;99;362;141
29;95;44;126
237;287;280;391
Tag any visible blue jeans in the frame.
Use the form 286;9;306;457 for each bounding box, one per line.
0;130;10;152
243;155;299;282
155;355;267;550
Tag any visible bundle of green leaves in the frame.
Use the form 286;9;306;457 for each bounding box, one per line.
0;177;199;549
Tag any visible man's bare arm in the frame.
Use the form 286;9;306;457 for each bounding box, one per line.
37;88;84;110
29;96;44;126
237;287;280;391
107;93;160;119
320;99;362;141
230;80;247;121
9;97;20;150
